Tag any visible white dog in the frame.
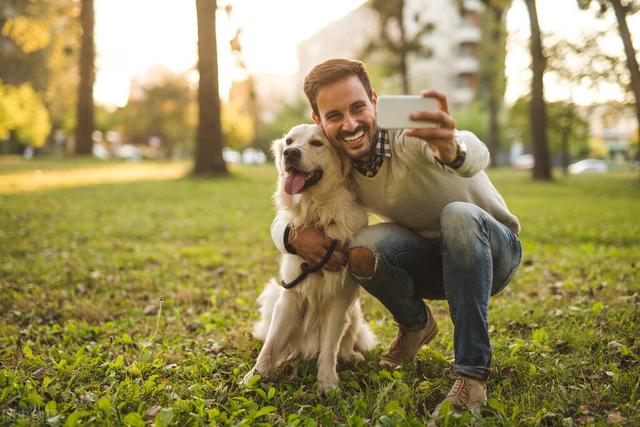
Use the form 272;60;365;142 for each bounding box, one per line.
242;124;376;393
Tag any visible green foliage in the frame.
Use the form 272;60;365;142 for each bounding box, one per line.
0;0;79;129
0;81;52;147
1;16;51;54
0;163;639;425
222;102;255;150
260;98;312;151
362;0;434;93
453;102;490;147
113;70;196;156
476;0;510;106
507;97;590;157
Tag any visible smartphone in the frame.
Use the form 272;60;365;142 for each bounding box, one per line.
377;95;438;129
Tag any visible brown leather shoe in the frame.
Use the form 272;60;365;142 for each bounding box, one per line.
379;305;438;368
431;375;487;419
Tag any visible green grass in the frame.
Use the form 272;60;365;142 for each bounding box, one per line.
1;162;639;426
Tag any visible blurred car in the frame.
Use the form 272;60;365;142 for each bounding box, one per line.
223;148;242;163
242;148;267;164
512;154;534;170
568;159;608;175
92;143;110;160
115;144;142;161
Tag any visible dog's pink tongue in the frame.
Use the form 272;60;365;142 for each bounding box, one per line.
284;172;306;195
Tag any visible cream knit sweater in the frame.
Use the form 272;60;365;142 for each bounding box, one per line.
271;129;520;253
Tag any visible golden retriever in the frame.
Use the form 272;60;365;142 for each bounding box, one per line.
242;124;376;393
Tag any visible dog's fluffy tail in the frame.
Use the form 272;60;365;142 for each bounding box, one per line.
355;320;377;352
352;301;377;352
252;278;282;341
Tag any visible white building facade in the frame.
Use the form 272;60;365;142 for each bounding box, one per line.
296;0;483;111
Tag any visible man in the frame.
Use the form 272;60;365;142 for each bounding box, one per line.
270;58;521;415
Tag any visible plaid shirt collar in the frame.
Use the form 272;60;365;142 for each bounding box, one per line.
352;128;391;177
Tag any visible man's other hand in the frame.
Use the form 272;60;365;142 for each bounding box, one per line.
288;227;345;272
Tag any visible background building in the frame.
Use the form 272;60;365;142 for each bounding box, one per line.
296;0;483;111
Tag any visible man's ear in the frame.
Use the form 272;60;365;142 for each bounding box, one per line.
371;89;378;108
312;112;321;127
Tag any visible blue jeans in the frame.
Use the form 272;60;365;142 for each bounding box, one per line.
349;202;522;380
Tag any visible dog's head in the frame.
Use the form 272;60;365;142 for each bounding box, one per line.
272;124;351;196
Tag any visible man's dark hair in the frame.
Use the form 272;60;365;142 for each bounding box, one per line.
303;58;374;116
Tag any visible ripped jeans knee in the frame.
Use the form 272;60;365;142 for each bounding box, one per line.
348;247;377;278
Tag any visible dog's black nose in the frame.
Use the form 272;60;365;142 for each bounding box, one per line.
283;148;301;162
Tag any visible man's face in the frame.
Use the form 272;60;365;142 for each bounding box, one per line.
312;75;378;161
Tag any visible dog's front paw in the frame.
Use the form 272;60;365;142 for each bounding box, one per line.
317;372;339;394
340;350;365;363
242;366;270;386
241;368;258;386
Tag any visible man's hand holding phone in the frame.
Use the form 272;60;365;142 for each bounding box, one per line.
377;90;458;165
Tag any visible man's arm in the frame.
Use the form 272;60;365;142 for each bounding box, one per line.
270;213;346;271
426;129;490;177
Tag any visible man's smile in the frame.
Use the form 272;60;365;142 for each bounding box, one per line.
341;128;366;147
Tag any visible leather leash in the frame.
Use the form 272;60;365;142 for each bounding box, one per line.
281;239;339;289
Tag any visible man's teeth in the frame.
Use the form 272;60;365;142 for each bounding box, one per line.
343;130;365;143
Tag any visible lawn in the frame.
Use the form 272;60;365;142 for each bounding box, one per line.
1;160;639;426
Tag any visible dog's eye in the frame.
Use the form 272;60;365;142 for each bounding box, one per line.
285;138;293;145
310;139;323;147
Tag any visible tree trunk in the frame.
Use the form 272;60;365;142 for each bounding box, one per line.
525;0;552;180
560;104;574;177
488;89;499;166
400;52;410;94
74;0;95;155
610;0;640;160
398;0;410;94
248;77;261;148
194;0;227;176
486;5;505;167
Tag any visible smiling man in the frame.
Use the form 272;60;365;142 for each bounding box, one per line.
271;58;522;416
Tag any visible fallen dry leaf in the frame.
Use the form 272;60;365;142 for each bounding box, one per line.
31;367;47;379
500;366;516;379
606;409;625;424
143;304;158;315
145;405;162;419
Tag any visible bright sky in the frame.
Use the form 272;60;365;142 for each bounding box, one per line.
94;0;639;108
94;0;366;107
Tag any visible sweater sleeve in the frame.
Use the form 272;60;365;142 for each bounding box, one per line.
418;129;490;177
452;130;490;177
270;213;291;254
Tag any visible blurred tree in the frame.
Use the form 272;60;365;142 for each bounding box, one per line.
1;0;79;147
74;0;94;155
221;101;254;150
577;0;640;159
476;0;511;166
508;97;590;166
194;0;227;175
0;81;51;148
545;33;621;173
454;101;489;149
361;0;434;94
113;71;196;158
524;0;552;180
228;15;261;148
261;98;312;152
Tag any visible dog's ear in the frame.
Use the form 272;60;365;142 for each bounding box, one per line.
270;138;284;174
